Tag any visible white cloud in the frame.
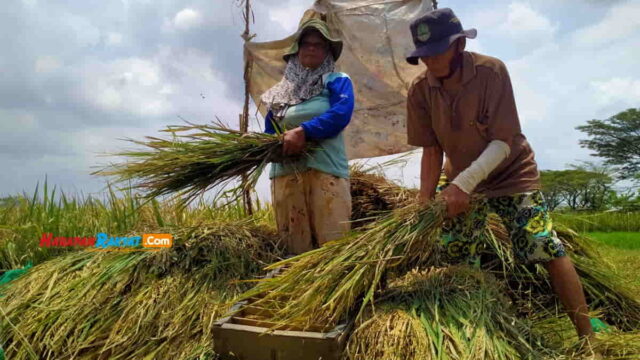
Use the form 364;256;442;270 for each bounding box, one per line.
35;56;61;73
465;38;485;54
20;0;37;8
268;2;308;33
64;14;101;47
106;32;124;46
0;110;38;132
501;2;557;44
591;77;640;107
79;58;170;117
572;1;640;48
173;8;203;31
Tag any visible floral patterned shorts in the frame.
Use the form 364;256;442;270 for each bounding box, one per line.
441;191;567;265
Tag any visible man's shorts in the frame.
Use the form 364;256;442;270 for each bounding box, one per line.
441;190;567;265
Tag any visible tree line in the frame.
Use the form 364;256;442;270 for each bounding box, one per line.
541;108;639;211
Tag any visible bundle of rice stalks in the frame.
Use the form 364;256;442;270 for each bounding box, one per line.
345;308;429;360
94;122;304;206
346;267;557;360
348;169;640;331
0;220;283;360
237;199;490;329
481;220;640;331
349;166;416;228
534;313;640;359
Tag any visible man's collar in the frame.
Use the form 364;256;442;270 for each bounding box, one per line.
426;51;476;88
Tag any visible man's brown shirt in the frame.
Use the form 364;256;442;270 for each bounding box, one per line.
407;51;540;198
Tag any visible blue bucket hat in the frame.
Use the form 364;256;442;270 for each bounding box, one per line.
406;8;477;65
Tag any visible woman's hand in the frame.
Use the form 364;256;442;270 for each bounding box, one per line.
283;127;306;156
438;184;470;218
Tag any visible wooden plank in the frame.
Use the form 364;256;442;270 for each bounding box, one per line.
213;324;344;360
230;317;330;333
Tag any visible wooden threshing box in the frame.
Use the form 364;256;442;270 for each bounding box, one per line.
213;299;351;360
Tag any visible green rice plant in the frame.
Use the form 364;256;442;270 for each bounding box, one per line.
237;199;492;329
0;178;274;270
346;267;558;360
0;220;283;360
586;232;640;250
94;122;303;207
554;211;640;233
0;181;142;270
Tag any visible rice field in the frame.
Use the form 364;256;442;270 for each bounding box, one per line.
1;172;639;359
586;232;639;250
553;211;640;233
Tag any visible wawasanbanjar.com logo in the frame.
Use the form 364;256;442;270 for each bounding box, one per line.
39;233;173;251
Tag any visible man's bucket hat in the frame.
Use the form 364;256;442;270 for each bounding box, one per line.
283;18;343;62
406;8;476;65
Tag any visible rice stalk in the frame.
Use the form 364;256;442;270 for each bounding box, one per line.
347;266;558;360
237;199;490;329
348;169;640;332
93;122;305;206
533;313;640;359
0;220;283;360
345;307;429;360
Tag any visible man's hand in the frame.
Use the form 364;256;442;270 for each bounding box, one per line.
283;127;306;156
438;184;470;218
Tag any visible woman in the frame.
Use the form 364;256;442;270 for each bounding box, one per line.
261;18;355;255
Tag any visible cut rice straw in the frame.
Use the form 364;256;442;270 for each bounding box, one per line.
238;198;485;329
93;121;305;206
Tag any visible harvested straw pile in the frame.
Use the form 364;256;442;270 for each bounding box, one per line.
346;267;557;360
0;220;283;360
482;220;640;331
350;167;640;331
533;312;640;359
349;167;416;228
237;199;489;328
94;123;302;205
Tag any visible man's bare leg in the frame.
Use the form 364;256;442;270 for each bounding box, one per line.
545;256;594;338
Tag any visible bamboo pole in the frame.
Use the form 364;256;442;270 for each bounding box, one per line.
240;0;255;216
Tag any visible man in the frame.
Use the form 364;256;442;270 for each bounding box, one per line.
405;8;594;339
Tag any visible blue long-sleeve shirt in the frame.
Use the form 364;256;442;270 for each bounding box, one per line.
264;74;354;139
264;72;355;179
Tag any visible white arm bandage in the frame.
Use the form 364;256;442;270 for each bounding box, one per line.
451;140;511;194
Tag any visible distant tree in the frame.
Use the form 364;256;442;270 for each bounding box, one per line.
576;108;640;181
539;171;564;211
568;162;615;211
540;164;614;211
609;190;640;212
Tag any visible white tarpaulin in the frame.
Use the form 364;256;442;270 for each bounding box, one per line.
246;0;432;159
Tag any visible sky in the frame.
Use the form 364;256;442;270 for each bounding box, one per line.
1;0;639;201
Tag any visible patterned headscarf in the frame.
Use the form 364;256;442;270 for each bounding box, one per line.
261;54;335;113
